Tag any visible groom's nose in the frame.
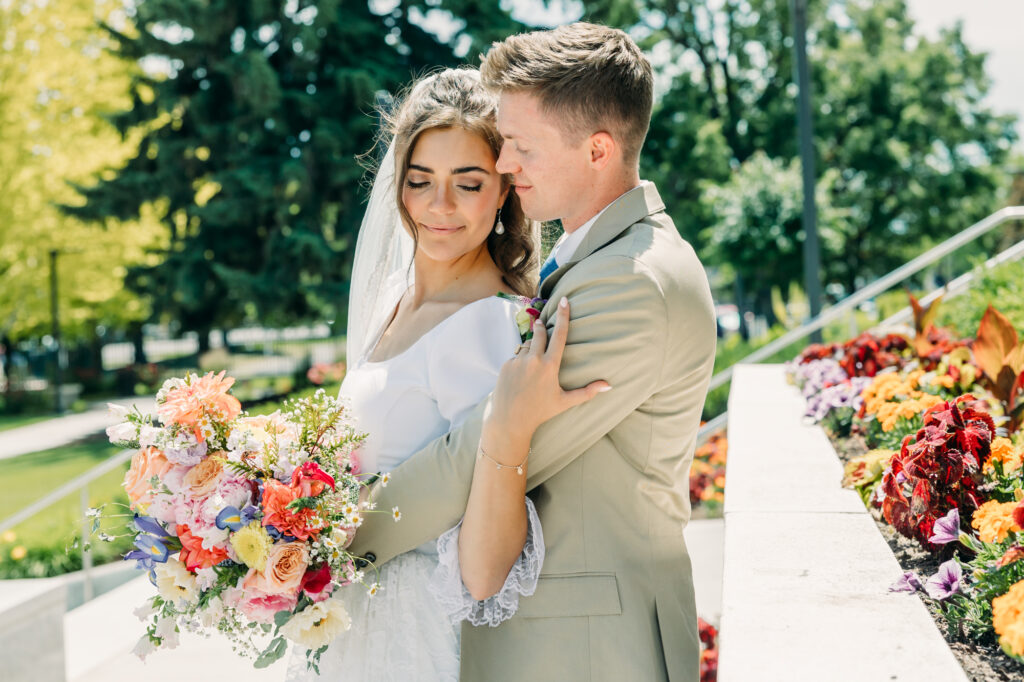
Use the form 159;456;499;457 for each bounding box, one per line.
495;142;519;175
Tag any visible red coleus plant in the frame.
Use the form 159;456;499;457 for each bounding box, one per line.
972;306;1024;431
906;291;969;370
880;395;995;553
795;333;908;377
698;618;719;682
837;332;908;378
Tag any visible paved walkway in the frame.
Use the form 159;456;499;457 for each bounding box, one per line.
0;396;155;460
61;519;723;681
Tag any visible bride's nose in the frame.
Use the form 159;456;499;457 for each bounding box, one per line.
428;184;457;215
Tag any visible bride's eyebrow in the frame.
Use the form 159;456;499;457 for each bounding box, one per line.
408;164;488;175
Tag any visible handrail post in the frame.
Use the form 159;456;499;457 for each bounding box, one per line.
80;484;93;602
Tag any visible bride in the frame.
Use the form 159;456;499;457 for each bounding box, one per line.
285;68;603;680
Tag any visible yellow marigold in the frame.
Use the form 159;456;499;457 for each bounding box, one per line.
993;580;1024;657
987;437;1024;474
878;395;944;432
972;500;1022;544
861;371;925;417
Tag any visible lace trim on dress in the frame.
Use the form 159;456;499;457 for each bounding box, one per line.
431;496;545;627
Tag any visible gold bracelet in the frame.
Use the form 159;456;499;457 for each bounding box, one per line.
478;445;530;475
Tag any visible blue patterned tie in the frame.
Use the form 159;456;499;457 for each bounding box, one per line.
538;252;559;286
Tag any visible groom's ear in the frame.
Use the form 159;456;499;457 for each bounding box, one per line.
588;131;616;171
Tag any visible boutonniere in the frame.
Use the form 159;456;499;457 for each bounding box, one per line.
497;293;547;342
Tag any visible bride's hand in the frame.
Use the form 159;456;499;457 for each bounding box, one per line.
488;297;610;437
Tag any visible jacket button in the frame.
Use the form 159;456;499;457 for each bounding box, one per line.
365;552;377;564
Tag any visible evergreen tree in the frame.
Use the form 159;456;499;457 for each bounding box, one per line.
62;1;478;348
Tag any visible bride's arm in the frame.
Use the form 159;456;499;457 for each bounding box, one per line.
457;298;608;599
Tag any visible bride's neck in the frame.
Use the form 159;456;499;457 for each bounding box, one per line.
410;245;498;307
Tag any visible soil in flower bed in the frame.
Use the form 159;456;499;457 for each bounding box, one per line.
830;432;1024;682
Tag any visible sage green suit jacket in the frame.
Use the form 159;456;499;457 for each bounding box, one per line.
348;182;716;681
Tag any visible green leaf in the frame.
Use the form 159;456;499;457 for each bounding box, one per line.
254;637;288;669
273;610;292;629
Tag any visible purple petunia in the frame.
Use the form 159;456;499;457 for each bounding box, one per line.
924;559;963;600
803;376;873;422
788;359;849;398
889;571;923;593
928;508;960;545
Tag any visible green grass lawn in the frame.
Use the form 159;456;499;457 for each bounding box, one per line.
0;436;131;554
0;413;56;433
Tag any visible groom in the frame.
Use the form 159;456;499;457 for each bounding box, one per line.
350;22;716;681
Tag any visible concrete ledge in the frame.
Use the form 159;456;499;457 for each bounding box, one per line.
0;577;67;682
719;364;967;681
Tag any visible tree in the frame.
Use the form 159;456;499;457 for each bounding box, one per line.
584;0;1017;306
701;152;844;322
0;0;164;345
62;0;504;349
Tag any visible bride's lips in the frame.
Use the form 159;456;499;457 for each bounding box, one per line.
421;224;464;234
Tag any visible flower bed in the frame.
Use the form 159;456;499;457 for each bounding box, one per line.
788;297;1024;680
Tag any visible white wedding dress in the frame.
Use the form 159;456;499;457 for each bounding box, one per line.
285;294;544;681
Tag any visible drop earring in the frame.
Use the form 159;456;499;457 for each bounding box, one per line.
494;210;505;235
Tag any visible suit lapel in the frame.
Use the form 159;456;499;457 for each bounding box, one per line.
539;181;666;298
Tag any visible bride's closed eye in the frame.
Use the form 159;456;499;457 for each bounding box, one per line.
405;179;483;192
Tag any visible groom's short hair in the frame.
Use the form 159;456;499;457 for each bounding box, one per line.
480;22;654;165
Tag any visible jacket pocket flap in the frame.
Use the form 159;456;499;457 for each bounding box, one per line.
517;573;622;619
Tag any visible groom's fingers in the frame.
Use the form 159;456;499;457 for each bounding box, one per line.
546;297;570;364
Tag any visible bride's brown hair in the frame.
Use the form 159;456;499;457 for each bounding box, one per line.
383;67;539;297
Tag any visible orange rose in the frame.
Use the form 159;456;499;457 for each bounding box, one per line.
182;456;224;498
262;478;320;541
255;542;310;595
123;447;174;508
176;524;229;571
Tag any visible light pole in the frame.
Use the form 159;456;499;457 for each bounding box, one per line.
49;249;64;413
791;0;824;342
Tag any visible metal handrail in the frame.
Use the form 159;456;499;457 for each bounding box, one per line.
0;448;133;535
696;205;1024;444
874;235;1024;329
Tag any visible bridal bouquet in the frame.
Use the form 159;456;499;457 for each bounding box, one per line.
104;371;387;671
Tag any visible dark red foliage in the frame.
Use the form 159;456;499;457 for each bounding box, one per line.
880;395;995;552
914;325;968;370
698;618;718;682
797;343;839;364
837;333;909;378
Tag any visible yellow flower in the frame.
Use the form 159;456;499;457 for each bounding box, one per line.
230;521;274;572
988;437;1024;474
993;580;1024;657
10;546;27;560
1;530;16;543
279;599;351;650
972;500;1022;544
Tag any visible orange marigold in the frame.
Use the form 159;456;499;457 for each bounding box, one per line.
986;437;1024;474
992;580;1024;657
972;500;1022;544
157;371;242;433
